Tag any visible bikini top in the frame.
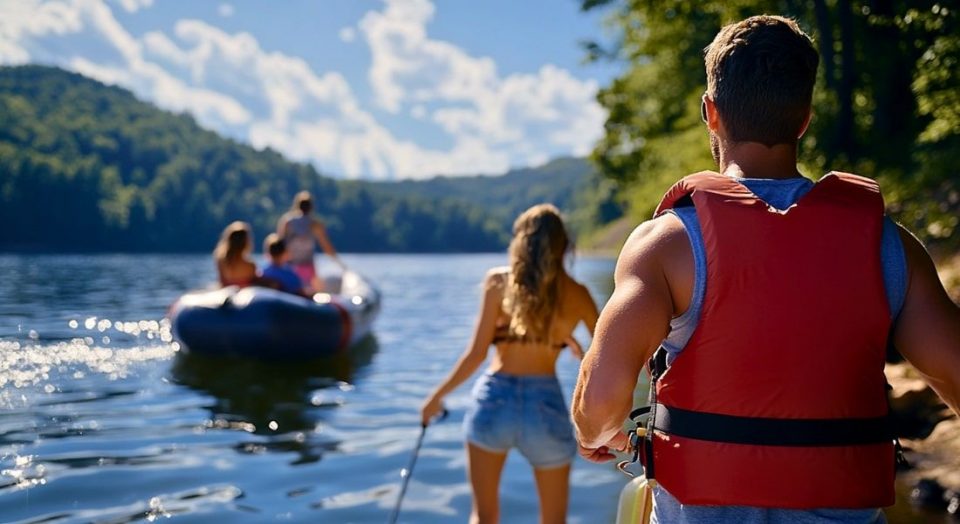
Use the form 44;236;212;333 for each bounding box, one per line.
491;322;566;349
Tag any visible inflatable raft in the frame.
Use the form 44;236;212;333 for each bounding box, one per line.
169;271;380;360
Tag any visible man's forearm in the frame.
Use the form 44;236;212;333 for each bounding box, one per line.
572;216;679;449
572;364;634;448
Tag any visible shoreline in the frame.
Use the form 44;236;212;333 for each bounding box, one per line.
887;362;960;516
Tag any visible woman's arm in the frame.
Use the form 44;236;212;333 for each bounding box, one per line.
421;270;503;424
567;280;600;360
579;281;600;337
312;221;346;270
215;259;227;286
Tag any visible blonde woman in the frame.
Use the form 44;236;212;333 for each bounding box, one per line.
276;191;345;292
213;221;258;287
421;204;599;524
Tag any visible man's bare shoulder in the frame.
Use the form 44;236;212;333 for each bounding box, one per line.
618;213;689;271
616;213;693;314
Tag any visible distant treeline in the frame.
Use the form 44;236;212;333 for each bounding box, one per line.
0;66;612;253
361;157;623;237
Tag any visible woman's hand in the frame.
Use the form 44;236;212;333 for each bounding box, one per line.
565;336;585;360
420;394;445;427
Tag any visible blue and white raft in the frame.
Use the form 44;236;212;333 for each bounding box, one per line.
169;271;380;360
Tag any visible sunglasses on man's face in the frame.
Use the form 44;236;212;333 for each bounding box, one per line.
700;94;709;124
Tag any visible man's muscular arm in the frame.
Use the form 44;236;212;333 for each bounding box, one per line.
571;215;681;461
893;225;960;415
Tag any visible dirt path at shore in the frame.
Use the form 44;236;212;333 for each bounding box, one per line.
887;363;960;494
887;254;960;502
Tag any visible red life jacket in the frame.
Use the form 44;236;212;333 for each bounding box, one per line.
647;171;894;509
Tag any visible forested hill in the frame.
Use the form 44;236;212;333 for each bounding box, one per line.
0;65;597;253
364;157;619;234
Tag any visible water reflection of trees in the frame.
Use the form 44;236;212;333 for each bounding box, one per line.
170;335;378;465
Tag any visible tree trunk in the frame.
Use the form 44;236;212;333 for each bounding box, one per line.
813;0;837;91
837;0;857;158
866;0;919;170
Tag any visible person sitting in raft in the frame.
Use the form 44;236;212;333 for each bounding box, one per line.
276;191;346;293
214;221;258;288
261;233;308;296
420;204;599;524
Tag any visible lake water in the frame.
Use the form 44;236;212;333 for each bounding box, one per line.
0;254;945;523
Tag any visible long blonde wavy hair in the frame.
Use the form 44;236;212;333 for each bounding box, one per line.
501;204;570;342
213;221;252;264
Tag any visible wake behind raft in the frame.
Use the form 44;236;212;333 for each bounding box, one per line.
169;271;380;360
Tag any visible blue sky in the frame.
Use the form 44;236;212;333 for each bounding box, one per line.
0;0;621;179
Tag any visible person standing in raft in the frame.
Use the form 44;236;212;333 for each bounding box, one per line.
572;15;960;524
214;221;258;288
276;191;346;293
261;233;308;296
421;204;599;524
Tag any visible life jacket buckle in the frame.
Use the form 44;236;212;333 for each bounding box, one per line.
617;427;646;478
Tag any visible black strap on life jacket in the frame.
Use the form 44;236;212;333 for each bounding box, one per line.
626;348;907;479
638;348;668;481
651;404;895;446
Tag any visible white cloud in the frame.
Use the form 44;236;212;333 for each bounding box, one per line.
0;0;605;179
358;0;605;174
0;0;251;129
114;0;153;13
338;27;355;43
359;0;438;113
142;30;190;67
135;17;494;178
217;3;234;18
0;0;84;63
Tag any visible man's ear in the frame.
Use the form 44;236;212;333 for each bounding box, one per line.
797;108;812;138
704;95;722;133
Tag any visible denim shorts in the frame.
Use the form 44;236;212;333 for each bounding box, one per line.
463;372;577;469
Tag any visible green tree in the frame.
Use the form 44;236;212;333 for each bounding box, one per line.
583;0;960;244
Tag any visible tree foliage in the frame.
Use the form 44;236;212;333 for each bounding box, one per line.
583;0;960;245
0;66;593;253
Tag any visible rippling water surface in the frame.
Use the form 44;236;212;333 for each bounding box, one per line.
0;254;626;523
0;254;946;523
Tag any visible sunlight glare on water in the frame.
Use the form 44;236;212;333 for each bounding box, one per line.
0;317;177;395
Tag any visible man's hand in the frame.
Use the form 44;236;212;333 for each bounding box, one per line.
577;432;629;463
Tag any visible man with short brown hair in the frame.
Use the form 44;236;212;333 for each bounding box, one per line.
572;15;960;523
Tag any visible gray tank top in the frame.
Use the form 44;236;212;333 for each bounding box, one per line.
283;214;315;265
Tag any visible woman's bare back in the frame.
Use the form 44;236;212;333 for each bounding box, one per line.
486;268;598;375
